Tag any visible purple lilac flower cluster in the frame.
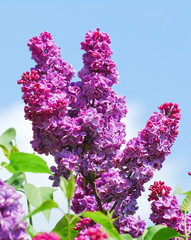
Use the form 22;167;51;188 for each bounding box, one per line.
0;179;27;240
18;29;127;178
18;29;181;237
112;102;181;218
18;32;75;156
149;181;191;237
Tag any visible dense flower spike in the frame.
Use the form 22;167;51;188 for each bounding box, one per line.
0;179;27;240
149;181;191;237
18;29;127;178
113;102;181;214
32;232;61;240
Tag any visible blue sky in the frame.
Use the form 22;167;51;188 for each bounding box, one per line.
0;0;191;231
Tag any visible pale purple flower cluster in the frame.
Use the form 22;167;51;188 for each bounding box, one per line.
18;29;181;237
0;179;27;240
149;181;191;237
114;215;146;238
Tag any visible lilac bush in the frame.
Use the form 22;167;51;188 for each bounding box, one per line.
0;179;27;240
16;28;183;238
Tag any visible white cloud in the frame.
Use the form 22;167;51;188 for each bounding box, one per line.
122;101;146;141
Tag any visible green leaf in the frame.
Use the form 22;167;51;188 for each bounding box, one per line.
143;225;181;240
6;171;25;190
22;200;58;222
8;152;51;174
181;195;191;213
119;234;133;240
172;184;185;195
0;128;16;155
52;214;81;240
26;223;37;238
24;183;56;221
83;211;121;240
173;185;191;196
1;161;17;173
60;172;75;200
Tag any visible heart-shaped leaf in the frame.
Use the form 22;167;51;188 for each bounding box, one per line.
24;183;56;220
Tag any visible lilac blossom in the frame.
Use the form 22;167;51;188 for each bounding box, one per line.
113;102;181;214
18;29;127;179
0;179;27;240
114;215;146;238
18;29;181;238
149;181;191;237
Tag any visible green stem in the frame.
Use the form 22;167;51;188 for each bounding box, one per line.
88;174;103;213
110;201;118;213
68;198;71;215
67;198;71;240
24;173;33;226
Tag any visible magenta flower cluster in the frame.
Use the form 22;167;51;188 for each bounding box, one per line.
0;179;27;240
74;227;108;240
18;29;181;237
32;232;61;240
149;181;191;237
73;219;108;240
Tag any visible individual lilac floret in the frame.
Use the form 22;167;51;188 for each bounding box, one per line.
149;181;191;237
0;179;27;240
